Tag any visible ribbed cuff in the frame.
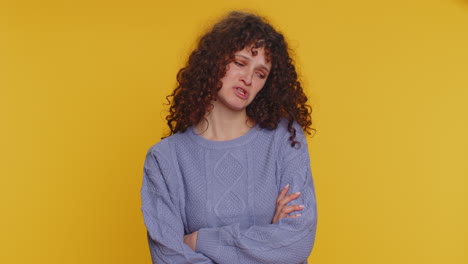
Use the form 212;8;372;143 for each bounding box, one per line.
195;228;221;259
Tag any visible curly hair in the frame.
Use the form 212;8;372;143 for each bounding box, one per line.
165;11;313;147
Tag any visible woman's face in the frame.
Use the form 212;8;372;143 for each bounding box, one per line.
214;46;271;113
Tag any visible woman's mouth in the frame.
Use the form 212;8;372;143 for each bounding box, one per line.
236;87;246;95
234;87;248;99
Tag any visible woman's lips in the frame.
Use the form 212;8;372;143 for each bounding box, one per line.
234;87;248;99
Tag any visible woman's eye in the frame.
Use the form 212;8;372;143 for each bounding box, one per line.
234;61;244;66
257;72;266;79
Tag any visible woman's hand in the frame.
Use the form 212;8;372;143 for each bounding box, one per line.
272;184;304;224
183;231;198;251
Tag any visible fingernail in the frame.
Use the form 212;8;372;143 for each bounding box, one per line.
296;214;302;217
284;184;290;189
298;205;305;208
295;192;301;195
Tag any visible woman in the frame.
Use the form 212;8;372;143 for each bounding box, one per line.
141;11;317;263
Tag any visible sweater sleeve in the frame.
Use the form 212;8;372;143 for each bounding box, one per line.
195;128;318;264
141;146;215;264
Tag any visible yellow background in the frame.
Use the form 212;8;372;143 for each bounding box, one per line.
1;0;467;263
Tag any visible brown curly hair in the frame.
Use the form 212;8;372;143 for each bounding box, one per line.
165;11;313;147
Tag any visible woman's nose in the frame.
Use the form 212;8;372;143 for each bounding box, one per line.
240;69;253;86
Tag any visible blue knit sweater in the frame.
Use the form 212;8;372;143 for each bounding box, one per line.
141;120;317;263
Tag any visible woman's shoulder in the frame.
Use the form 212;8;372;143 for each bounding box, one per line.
273;118;305;138
270;119;308;154
147;130;192;156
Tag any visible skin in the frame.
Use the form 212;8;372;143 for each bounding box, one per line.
184;46;304;251
195;46;271;141
215;46;271;112
271;184;304;224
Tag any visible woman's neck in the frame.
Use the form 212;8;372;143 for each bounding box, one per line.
194;106;254;141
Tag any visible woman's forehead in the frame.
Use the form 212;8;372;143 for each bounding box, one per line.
235;45;272;63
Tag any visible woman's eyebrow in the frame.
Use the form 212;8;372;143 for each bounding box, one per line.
235;54;251;61
235;55;270;73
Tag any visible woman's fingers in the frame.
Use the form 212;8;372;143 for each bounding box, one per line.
281;204;305;215
288;213;302;218
272;204;305;223
272;186;290;224
276;184;290;205
277;192;301;207
272;186;304;223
